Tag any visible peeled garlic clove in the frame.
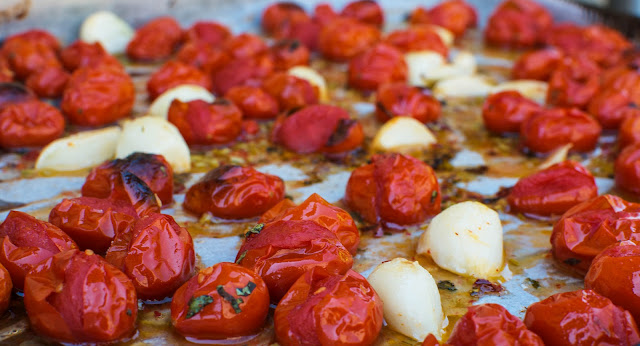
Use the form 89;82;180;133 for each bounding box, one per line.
288;66;328;101
79;11;134;54
427;25;454;47
433;75;494;98
406;50;446;86
367;258;444;341
491;80;548;105
538;143;572;170
371;117;436;153
148;84;215;120
116;116;191;173
417;201;504;278
36;127;121;171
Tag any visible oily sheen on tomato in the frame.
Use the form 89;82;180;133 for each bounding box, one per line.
512;48;562;81
168;99;242;145
262;72;319;111
0;263;11;315
126;16;183;61
615;143;640;196
106;171;161;217
0;99;64;149
482;90;541;134
375;83;441;124
225;85;279;119
484;0;552;48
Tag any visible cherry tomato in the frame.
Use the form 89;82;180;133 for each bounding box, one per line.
448;303;543;345
126;16;183;61
318;17;380;62
408;0;477;37
546;56;601;109
422;334;440;346
524;290;640;345
262;72;319;111
105;170;161;217
615;143;640;196
274;267;383;345
587;88;633;129
236;220;353;302
321;118;365;154
1;35;61;80
619;108;640;149
384;26;448;56
185;21;231;46
341;0;384;27
60;41;122;71
348;43;407;92
176;40;230;74
375;83;441;123
270;40;310;71
183;165;285;219
171;262;270;340
146;61;212;100
61;65;135;126
225;85;279;119
280;19;323;52
520;107;601;154
345;153;441;226
0;210;78;290
1;30;61;53
24;249;137;343
603;70;640;99
550;194;640;274
484;0;552;48
0;263;11;315
168;99;242;145
313;3;339;26
211;53;274;95
223;33;269;59
262;2;310;37
512;48;562;81
0;99;64;149
49;197;138;254
482;91;541;134
82;152;174;206
24;66;69;98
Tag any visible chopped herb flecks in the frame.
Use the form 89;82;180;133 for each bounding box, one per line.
236;281;257;296
437;280;457;291
217;285;243;313
431;190;438;203
236;250;248;264
526;278;540;289
244;223;264;238
186;295;214;319
564;258;581;266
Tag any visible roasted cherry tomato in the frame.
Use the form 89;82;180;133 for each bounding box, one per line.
615;143;640;196
524;289;640;345
168;99;242;145
25;66;69;98
225;85;279;119
408;0;477;37
375;83;441;123
0;211;78;290
345;153;441;226
318;17;380;62
223;33;269;59
211;53;274;95
0;99;64;149
171;262;270;340
60;41;122;71
146;61;212;100
1;29;60;54
183;165;285;219
260;193;360;255
61;65;135;126
546;56;601;109
280;19;322;52
175;41;230;75
274;267;383;345
0;263;11;315
512;48;562;81
520;107;601;154
261;2;310;37
49;197;138;254
384;25;448;56
619;108;640;149
1;37;61;80
126;16;183;61
422;334;440;346
236;220;353;302
313;3;339;26
24;249;137;343
447;303;543;345
270;39;310;71
107;171;162;217
348;43;407;92
551;194;640;274
262;72;319;111
587;88;632;129
482;91;541;134
185;21;231;46
341;0;384;28
484;0;552;48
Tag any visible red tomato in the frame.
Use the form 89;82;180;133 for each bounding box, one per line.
484;0;553;48
422;334;440;346
321;118;365;154
619;108;640;149
1;37;61;80
603;70;640;99
126;16;183;61
375;83;441;123
341;0;384;27
107;171;162;217
175;40;230;75
520;107;601;154
185;21;231;46
262;72;319;111
261;2;310;37
24;66;69;98
512;48;563;81
345;153;441;226
0;56;13;83
225;85;279;119
168;99;242;145
146;61;212;100
171;262;270;340
482;91;541;134
348;43;408;92
0;263;10;315
550;194;640;273
547;56;601;109
587;88;633;129
448;304;543;345
0;99;64;149
274;268;383;345
313;3;339;26
61;65;135;126
211;53;274;95
223;33;269;59
270;39;310;71
408;0;477;37
0;211;78;290
24;249;137;343
236;220;353;302
49;197;138;254
384;25;448;56
280;19;323;52
615;143;640;196
318;17;380;62
183;165;285;219
524;290;640;345
60;41;122;71
1;30;61;53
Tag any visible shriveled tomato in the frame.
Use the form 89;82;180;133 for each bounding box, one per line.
547;56;600;109
321;118;365;154
615;143;640;196
61;65;135;126
261;2;310;37
619;108;640;149
274;267;383;345
512;48;562;81
175;41;230;75
280;19;323;52
482;91;541;134
384;26;448;56
107;171;162;217
49;197;138;254
1;37;61;80
223;33;269;59
171;262;270;340
168;99;242;145
25;66;69;98
345;153;441;226
225;85;279;119
341;0;384;28
318;17;380;62
408;0;477;37
0;211;78;290
183;165;285;219
1;29;60;53
236;220;353;302
60;41;122;71
185;21;231;46
146;61;212;100
0;263;10;315
126;16;183;61
0;99;64;149
211;53;274;95
348;43;407;92
24;249;137;343
313;3;339;26
270;39;310;71
262;72;319;111
520;107;601;154
375;83;441;123
524;290;640;345
587;88;632;129
550;194;640;273
484;0;552;48
448;303;543;345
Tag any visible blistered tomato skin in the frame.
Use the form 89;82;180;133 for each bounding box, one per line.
211;54;274;95
261;2;310;37
183;165;285;219
615;143;640;196
185;21;231;46
318;17;380;62
0;99;64;149
408;0;477;37
384;26;448;56
23;249;137;344
60;41;122;71
341;0;384;28
236;220;353;303
482;91;541;134
619;109;640;149
375;83;441;123
448;304;543;346
348;43;408;92
1;39;61;80
512;48;562;81
175;41;230;74
225;85;279;119
520;107;601;154
146;61;212;100
0;263;11;315
126;16;183;61
270;40;310;71
262;73;319;111
546;56;601;109
0;211;78;290
25;66;69;98
107;171;162;217
223;33;269;59
274;268;383;346
168;99;242;145
524;290;640;346
484;0;552;48
171;262;270;340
